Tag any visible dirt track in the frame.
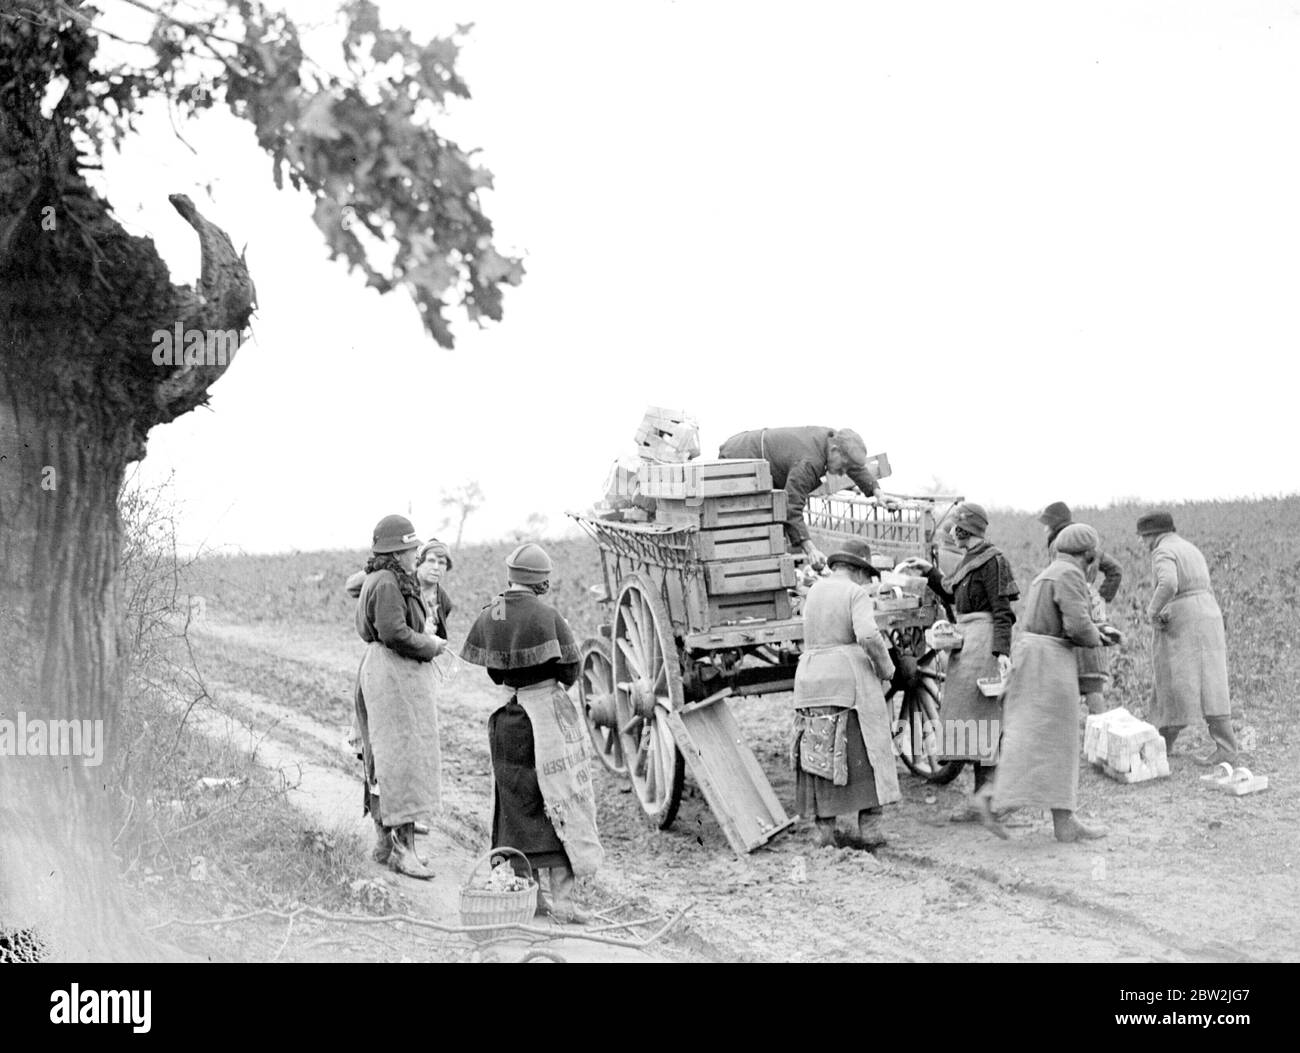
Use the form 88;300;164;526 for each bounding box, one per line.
187;618;1299;963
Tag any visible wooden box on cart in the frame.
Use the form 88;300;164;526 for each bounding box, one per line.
639;458;773;500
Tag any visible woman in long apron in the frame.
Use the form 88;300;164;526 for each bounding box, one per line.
1137;511;1237;765
791;538;900;850
978;524;1106;842
909;503;1019;820
462;543;602;924
353;515;445;879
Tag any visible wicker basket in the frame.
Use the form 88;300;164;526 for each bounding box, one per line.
460;847;539;943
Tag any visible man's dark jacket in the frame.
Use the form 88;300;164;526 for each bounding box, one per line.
718;426;879;546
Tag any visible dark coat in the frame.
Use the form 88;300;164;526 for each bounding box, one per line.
719;426;880;546
355;570;439;662
926;545;1019;655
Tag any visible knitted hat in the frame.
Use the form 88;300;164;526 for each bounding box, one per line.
506;542;553;585
371;514;420;554
953;502;989;537
1136;511;1176;536
826;537;881;577
1055;523;1100;555
1037;501;1072;530
417;537;454;571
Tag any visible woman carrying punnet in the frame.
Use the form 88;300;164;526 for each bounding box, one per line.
352;514;445;879
906;502;1019;820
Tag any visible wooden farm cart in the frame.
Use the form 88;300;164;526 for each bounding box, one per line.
805;490;966;785
570;488;967;853
570;513;801;855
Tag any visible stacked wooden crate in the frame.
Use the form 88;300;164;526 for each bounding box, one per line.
1084;707;1171;784
633;406;700;463
641;458;796;626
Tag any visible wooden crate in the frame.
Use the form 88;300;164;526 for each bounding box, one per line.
695;524;785;562
639;458;773;500
655;490;788;529
634;407;700;463
706;589;793;625
665;691;795;855
705;555;796;595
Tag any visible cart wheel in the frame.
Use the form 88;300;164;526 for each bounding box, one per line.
578;637;629;779
887;629;963;785
611;573;686;829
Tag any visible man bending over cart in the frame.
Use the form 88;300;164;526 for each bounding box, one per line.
719;425;881;570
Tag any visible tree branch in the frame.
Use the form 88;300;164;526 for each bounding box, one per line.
152;193;256;422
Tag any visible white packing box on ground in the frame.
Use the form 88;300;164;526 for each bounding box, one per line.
1084;707;1171;783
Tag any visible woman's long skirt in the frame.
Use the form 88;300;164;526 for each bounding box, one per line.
992;633;1080;812
794;709;880;818
488;700;570;872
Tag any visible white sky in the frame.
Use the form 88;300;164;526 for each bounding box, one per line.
94;0;1300;553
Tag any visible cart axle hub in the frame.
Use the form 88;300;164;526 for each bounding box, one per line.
587;695;619;729
630;678;659;720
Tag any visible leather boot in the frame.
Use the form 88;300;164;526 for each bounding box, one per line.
811;817;837;848
974;787;1009;840
1052;809;1106;842
851;808;887;850
548;865;590;925
1158;726;1181;754
1196;716;1239;767
952;764;994;823
386;824;434;880
370;817;391;865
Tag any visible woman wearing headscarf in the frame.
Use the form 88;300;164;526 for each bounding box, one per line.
977;523;1105;842
906;502;1019;820
461;543;603;924
1137;511;1237;766
1038;501;1123;715
351;515;445;879
791;538;899;849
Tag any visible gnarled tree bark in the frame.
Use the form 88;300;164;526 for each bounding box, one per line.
1;93;253;958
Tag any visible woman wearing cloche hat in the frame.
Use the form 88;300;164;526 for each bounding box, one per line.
904;502;1020;821
351;515;446;879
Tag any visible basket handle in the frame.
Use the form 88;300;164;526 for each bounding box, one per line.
463;846;534;891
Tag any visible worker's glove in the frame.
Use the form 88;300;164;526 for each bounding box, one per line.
996;653;1012;679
